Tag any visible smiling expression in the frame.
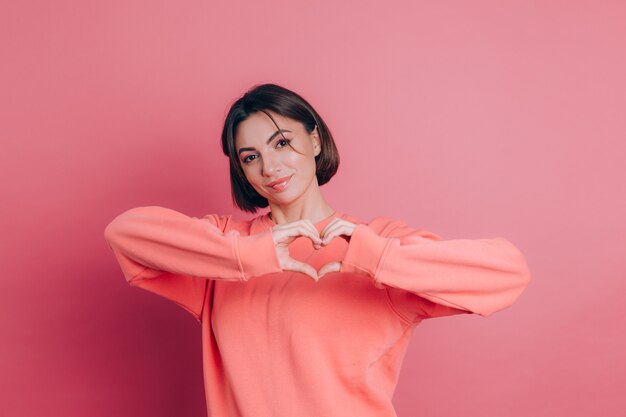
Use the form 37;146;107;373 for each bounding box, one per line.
235;110;321;205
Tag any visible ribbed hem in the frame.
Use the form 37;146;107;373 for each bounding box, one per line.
235;229;283;281
340;224;394;288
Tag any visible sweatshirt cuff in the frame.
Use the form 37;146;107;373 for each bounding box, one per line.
340;224;394;287
236;230;283;281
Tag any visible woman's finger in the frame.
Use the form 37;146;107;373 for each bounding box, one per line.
298;227;323;247
304;219;321;238
320;219;353;239
303;220;323;249
274;222;322;247
318;261;341;279
319;218;340;239
321;223;355;245
285;258;319;282
285;220;322;248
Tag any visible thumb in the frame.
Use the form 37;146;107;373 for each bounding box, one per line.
318;261;341;279
290;259;319;282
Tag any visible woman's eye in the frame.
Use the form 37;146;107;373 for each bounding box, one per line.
243;155;257;164
243;139;290;164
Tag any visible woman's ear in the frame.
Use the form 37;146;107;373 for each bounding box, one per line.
311;125;321;157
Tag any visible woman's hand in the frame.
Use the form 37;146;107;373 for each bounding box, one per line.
272;219;324;281
271;217;358;281
317;218;357;279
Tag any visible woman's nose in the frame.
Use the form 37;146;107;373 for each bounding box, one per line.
261;153;281;176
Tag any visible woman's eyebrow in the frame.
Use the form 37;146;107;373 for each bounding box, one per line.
238;129;292;154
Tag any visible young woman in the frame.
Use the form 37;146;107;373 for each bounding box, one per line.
104;83;531;417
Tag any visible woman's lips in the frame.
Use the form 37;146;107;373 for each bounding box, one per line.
268;175;292;192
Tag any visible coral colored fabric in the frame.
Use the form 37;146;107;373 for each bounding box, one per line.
104;206;531;417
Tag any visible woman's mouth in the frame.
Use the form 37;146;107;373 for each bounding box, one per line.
268;175;292;192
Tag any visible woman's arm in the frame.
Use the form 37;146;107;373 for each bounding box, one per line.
104;206;283;284
340;218;532;319
103;206;283;322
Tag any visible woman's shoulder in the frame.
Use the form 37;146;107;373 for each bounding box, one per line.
343;212;443;240
342;212;405;233
200;211;271;235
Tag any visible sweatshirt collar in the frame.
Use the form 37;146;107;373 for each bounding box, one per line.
260;210;344;231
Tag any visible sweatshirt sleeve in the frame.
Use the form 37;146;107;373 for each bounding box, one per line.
103;206;283;321
339;218;532;319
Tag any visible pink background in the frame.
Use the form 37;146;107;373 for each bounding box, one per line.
2;1;625;416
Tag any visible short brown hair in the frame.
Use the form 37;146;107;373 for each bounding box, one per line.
221;83;340;213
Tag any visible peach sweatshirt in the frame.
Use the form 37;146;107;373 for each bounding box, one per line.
104;206;531;417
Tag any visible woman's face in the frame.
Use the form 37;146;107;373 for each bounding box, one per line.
235;110;321;206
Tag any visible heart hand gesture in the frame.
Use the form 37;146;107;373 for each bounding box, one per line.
316;217;357;279
271;219;325;281
271;217;357;281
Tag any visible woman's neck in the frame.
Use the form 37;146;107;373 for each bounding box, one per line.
267;202;335;225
